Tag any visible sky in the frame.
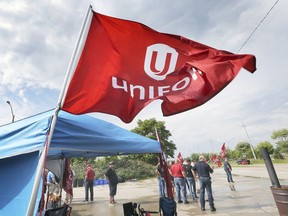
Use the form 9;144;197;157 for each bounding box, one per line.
0;0;287;158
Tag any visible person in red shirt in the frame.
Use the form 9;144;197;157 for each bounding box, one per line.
169;158;188;204
85;164;95;202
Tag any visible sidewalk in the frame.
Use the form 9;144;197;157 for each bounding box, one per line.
69;163;288;215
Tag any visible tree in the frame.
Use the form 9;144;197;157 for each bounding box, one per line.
234;142;253;159
255;141;274;159
273;147;285;159
229;149;239;160
223;147;233;159
271;128;288;155
71;158;96;179
130;118;176;164
190;153;199;162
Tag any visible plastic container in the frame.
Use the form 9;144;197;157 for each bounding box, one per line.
94;179;99;186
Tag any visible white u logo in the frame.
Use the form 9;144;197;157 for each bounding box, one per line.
144;44;178;81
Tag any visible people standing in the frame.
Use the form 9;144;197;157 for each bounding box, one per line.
169;158;189;204
184;159;197;199
156;159;166;197
223;158;234;183
192;155;216;212
85;164;95;202
105;161;118;206
47;170;58;193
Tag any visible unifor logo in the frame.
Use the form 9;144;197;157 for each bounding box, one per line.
112;43;201;100
144;44;178;81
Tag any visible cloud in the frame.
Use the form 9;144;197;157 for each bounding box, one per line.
0;0;287;157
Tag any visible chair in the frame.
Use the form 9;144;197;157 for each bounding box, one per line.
159;197;177;216
44;204;72;216
137;197;177;216
123;202;139;216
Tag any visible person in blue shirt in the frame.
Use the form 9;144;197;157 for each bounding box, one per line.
223;158;234;183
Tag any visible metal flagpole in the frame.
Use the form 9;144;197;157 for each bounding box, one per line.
60;5;93;107
26;6;93;216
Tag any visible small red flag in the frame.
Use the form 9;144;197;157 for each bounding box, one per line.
63;159;73;197
211;154;222;167
220;143;226;159
62;10;256;123
177;152;184;165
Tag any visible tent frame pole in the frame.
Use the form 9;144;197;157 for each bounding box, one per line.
26;6;93;216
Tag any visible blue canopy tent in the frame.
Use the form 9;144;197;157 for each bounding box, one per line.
0;110;161;215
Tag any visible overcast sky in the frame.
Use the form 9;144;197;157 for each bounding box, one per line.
1;0;287;158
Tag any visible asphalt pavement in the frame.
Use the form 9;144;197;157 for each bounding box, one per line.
69;163;288;216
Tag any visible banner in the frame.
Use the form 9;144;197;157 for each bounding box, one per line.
62;10;256;123
62;159;73;197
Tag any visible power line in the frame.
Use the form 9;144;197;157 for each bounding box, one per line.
237;0;279;53
170;1;279;137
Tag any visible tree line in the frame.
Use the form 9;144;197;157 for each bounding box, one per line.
71;119;287;180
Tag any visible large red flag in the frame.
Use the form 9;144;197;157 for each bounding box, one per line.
62;10;256;123
220;143;226;159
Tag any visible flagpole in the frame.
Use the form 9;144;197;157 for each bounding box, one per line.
60;5;93;107
26;6;93;216
155;128;174;199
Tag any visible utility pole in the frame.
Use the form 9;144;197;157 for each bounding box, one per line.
242;122;257;160
6;101;15;123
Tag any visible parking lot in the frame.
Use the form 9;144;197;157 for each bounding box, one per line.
69;163;287;215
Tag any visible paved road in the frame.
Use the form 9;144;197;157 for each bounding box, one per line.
70;163;288;215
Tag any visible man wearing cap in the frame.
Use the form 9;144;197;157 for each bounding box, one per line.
105;161;118;206
85;164;95;202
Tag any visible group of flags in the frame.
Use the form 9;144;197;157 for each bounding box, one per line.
176;143;226;169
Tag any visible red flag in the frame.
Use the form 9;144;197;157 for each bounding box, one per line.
211;154;222;167
155;129;174;199
177;152;184;165
220;143;226;159
62;11;256;123
63;159;73;197
211;154;217;163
